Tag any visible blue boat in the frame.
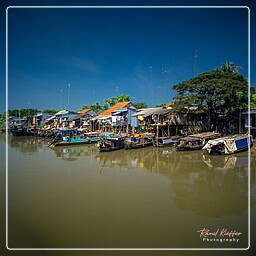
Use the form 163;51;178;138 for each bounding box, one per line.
203;134;253;155
48;130;107;147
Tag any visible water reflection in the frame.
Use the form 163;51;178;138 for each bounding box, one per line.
5;136;253;218
49;143;251;217
6;135;46;153
53;145;97;161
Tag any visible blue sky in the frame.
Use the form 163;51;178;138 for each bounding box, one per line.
0;1;254;112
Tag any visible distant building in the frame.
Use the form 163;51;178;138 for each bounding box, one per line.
32;113;52;127
68;109;96;130
8;116;28;128
45;110;78;129
92;102;137;132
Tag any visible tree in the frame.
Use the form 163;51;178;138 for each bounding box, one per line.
251;86;256;108
133;102;148;109
216;61;241;73
7;109;39;118
82;102;103;113
172;65;248;132
155;103;165;107
42;109;59;115
104;95;131;108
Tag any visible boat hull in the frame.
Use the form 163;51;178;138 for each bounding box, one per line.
52;140;98;147
207;144;252;155
124;142;153;150
99;146;124;152
176;145;204;151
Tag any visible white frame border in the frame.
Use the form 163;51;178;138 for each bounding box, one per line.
5;5;251;251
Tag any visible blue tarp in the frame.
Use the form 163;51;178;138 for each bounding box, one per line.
235;137;252;149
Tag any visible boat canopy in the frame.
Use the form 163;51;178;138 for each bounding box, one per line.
188;132;220;139
203;134;252;154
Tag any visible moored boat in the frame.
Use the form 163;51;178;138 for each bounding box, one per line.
98;135;126;152
124;133;154;150
176;132;221;151
153;136;182;147
49;130;106;147
11;127;33;136
202;134;253;155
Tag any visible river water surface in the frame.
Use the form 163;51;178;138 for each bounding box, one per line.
1;135;255;249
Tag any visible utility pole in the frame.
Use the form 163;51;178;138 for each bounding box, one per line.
193;49;199;76
60;89;63;109
149;66;153;107
67;83;71;110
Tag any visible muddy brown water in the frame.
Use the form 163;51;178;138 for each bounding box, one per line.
1;135;255;249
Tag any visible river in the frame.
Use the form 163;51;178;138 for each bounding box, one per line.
1;134;255;249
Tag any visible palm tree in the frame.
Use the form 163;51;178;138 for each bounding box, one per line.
216;61;241;73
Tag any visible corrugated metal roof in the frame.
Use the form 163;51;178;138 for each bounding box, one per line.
133;108;171;117
55;110;69;115
99;102;130;116
132;108;159;116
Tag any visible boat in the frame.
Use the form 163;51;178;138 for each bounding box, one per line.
49;130;106;147
98;135;126;152
153;136;182;147
11;127;33;136
202;134;253;155
176;132;221;151
124;133;154;149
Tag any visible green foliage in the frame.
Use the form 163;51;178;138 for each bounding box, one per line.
172;67;248;130
251;94;256;107
82;95;131;112
155;103;165;107
104;95;130;108
7;109;39;118
133;102;148;109
0;120;5;129
42;109;59;115
82;102;104;113
216;61;241;73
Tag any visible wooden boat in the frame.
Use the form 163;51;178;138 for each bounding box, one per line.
11;127;33;136
124;134;154;150
49;130;106;147
98;135;126;152
176;132;221;151
153;136;182;147
203;134;253;155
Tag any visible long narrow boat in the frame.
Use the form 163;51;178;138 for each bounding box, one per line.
176;132;221;151
153;136;182;147
49;132;106;147
11;127;33;136
202;134;253;155
98;135;126;152
124;134;154;150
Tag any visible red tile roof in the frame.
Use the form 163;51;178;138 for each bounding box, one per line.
164;102;174;108
99;102;130;116
79;108;91;114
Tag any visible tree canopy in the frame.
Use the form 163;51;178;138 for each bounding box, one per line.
82;102;103;113
172;63;248;131
155;103;165;107
82;95;131;112
5;109;39;118
42;109;59;115
133;102;148;109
